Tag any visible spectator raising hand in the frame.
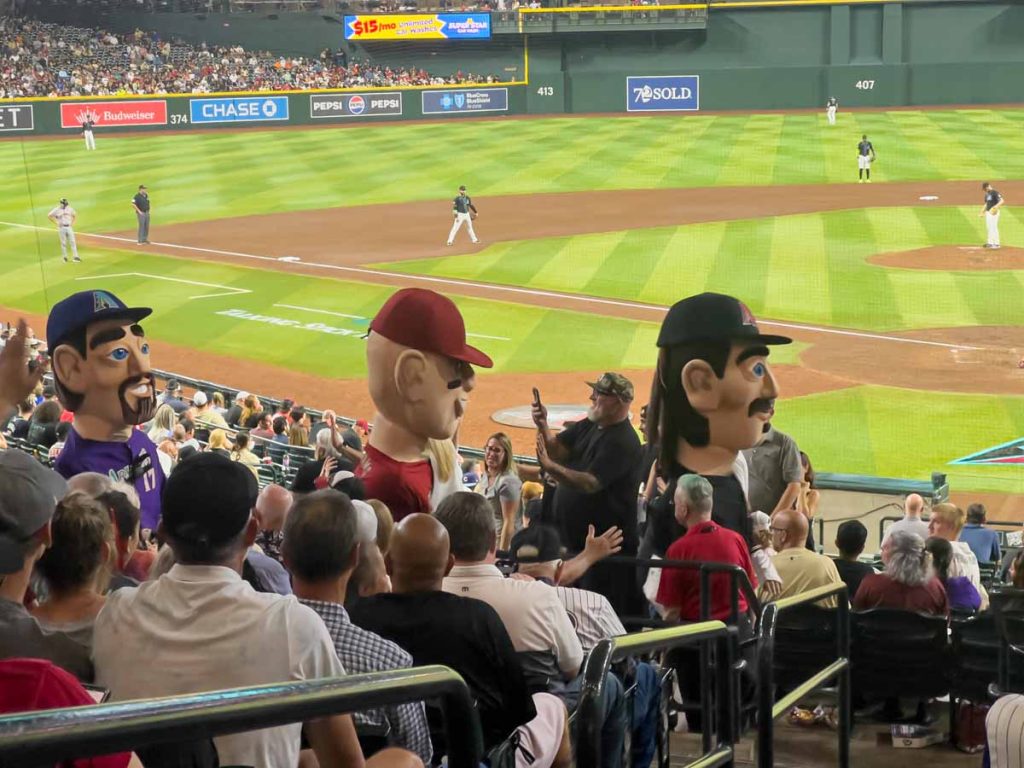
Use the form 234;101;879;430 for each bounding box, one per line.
0;319;46;419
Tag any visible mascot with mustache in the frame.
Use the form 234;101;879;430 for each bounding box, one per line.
49;290;165;532
357;287;492;522
644;292;790;597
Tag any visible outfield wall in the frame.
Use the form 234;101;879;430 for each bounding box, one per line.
5;0;1024;135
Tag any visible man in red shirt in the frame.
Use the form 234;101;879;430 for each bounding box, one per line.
657;474;758;622
656;473;759;733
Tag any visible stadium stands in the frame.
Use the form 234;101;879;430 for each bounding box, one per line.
0;15;506;98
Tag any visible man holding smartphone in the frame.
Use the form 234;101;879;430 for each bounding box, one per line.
532;373;643;615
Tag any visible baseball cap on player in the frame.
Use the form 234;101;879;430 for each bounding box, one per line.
59;198;68;206
459;185;467;191
46;290;152;351
657;292;792;348
369;288;493;368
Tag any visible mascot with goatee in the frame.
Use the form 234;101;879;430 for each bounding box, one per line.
49;290;165;532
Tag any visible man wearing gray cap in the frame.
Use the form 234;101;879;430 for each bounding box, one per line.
533;372;642;615
0;451;93;681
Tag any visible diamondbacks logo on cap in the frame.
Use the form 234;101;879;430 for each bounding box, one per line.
739;301;758;327
93;291;119;312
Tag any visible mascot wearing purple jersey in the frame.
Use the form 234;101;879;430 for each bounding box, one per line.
48;290;165;532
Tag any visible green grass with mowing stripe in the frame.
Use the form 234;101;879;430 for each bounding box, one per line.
381;206;1024;331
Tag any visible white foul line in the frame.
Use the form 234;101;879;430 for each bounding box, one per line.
74;271;251;300
273;302;511;341
0;221;980;351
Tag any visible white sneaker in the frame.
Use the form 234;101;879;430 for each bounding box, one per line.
446;242;453;246
472;239;479;244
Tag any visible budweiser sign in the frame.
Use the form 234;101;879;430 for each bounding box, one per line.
60;100;168;129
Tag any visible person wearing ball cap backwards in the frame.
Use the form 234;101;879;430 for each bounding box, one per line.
358;287;492;522
643;292;789;600
47;290;166;533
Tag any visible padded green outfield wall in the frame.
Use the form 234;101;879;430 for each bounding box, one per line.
16;1;1024;119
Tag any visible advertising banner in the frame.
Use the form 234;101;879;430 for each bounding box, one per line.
422;88;508;116
0;105;34;132
626;76;699;112
60;100;167;128
310;92;403;119
189;96;290;124
344;14;491;40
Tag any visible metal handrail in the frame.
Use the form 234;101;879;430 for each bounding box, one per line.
0;666;483;767
600;555;762;625
879;515;1020;553
576;622;738;768
756;582;850;768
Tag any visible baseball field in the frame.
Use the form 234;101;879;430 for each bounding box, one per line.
2;106;1024;495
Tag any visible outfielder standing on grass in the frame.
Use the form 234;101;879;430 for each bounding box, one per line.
826;96;838;125
980;182;1004;249
82;115;96;151
857;134;876;183
446;184;479;246
47;198;80;263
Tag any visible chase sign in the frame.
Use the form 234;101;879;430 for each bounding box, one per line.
626;76;699;112
189;96;290;124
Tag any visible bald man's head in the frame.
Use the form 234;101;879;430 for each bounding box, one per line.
387;513;454;593
771;508;808;553
66;471;113;498
905;493;924;519
256;484;293;532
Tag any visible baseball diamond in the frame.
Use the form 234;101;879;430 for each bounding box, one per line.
3;106;1024;504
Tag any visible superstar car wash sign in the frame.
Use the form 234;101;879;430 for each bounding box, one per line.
59;100;168;128
422;88;508;115
344;13;491;41
309;92;403;118
189;96;290;124
626;76;700;112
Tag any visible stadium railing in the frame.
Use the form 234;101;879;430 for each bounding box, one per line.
755;583;851;768
575;621;739;768
877;513;1020;552
0;666;483;767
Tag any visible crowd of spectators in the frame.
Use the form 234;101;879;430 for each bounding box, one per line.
0;15;505;98
4;310;1024;765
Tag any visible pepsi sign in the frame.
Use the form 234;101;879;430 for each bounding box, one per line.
626;76;699;112
309;93;403;118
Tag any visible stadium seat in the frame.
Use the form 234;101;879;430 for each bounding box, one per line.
851;609;949;703
771;604;842;693
949;613;1000;743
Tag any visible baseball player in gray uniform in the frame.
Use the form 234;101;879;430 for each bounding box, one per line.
446;185;479;246
825;96;838;125
47;199;80;263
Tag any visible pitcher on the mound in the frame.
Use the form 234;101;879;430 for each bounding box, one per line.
446;185;479;246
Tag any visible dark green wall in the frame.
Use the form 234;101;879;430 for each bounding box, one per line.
11;1;1024;128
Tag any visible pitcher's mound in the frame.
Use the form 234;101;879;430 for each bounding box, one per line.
870;245;1024;271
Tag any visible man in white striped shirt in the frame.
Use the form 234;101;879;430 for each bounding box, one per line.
47;199;79;263
511;524;660;768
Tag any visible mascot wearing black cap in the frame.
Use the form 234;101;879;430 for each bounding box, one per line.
48;290;166;532
644;292;790;596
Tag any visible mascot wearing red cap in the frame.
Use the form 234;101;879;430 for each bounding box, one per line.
358;288;492;521
47;290;165;533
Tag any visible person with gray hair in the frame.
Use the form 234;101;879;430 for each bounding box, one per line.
852;531;948;615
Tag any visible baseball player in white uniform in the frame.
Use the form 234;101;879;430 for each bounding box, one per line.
82;116;96;151
446;185;479;246
980;182;1004;249
48;199;80;263
826;96;838;125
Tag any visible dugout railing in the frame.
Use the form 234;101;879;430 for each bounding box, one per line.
576;621;740;768
755;583;851;768
0;666;483;767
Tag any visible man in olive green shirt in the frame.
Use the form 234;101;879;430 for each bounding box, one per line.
769;508;843;607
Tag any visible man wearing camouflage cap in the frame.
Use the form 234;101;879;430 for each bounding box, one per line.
533;372;642;614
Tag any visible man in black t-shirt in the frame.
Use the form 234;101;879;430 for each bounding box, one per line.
833;520;875;601
131;184;151;244
350;514;564;758
534;372;642;614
